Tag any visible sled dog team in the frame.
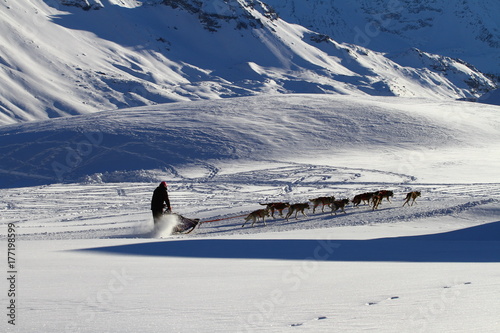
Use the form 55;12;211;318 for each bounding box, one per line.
242;190;421;227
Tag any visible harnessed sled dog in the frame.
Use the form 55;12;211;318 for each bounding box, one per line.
375;190;394;203
309;196;335;213
242;208;270;227
371;190;394;210
352;192;376;207
330;199;350;214
403;191;421;207
371;194;383;210
285;203;310;220
260;202;290;218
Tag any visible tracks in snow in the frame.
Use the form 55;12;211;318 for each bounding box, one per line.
1;162;499;240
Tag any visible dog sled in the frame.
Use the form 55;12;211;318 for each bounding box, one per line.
168;212;200;234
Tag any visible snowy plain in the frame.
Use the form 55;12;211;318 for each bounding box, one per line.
1;94;500;332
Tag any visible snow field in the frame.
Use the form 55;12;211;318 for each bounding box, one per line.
1;94;500;332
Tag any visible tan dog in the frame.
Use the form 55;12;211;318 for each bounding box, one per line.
403;191;421;207
352;192;376;207
371;194;383;210
330;199;350;214
260;202;290;218
309;196;335;213
285;203;310;220
242;208;270;227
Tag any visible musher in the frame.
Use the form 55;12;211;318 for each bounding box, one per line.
151;181;171;226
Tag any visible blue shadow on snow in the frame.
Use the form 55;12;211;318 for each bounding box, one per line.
78;221;500;263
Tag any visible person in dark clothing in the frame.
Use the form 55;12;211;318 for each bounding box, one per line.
151;181;171;225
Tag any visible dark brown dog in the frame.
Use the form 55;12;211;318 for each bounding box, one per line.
352;192;376;207
260;202;290;218
330;199;350;214
375;190;394;203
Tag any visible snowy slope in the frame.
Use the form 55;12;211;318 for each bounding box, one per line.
0;0;497;124
2;94;499;188
265;0;500;76
479;88;500;105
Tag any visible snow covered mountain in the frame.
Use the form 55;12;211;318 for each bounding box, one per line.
265;0;500;76
0;0;497;124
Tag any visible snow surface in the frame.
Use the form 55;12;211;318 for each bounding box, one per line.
1;94;500;332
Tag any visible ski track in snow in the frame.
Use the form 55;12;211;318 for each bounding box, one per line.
2;162;499;240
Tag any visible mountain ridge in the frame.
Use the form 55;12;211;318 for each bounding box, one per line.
264;0;500;76
0;0;497;124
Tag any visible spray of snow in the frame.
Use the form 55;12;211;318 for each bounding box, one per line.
153;214;180;238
